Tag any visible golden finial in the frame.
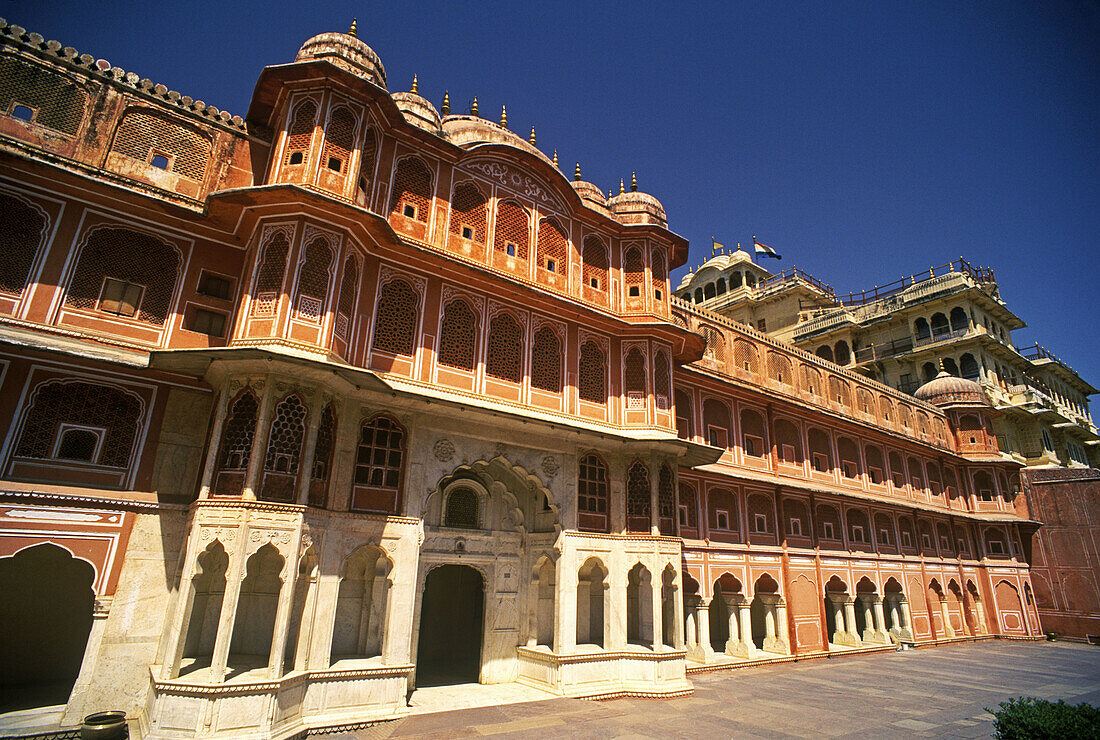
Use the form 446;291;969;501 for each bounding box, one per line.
552;149;559;167
631;171;638;192
349;18;358;37
471;96;479;116
441;90;450;116
500;105;508;128
608;187;614;198
410;74;418;94
619;178;625;195
529;126;536;145
574;162;582;181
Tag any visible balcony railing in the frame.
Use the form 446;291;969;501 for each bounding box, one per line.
756;267;837;299
1020;343;1079;374
835;258;996;307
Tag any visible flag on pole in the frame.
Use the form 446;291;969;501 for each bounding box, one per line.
711;236;725;254
753;235;781;259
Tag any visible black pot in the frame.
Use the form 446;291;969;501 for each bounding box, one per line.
81;711;127;740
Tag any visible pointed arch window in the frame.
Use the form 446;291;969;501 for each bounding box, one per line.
493;200;530;260
536;218;567;275
251;231;290;317
449;182;488;243
578;340;606;404
0;193;46;296
321;106;356;173
308;403;336;507
626;460;651;532
438;298;478;371
214;390;258;495
624;347;646;409
486;312;523;383
372;278;419;356
351;414;406;514
578;453;609;532
623;246;645;299
335;256;359;340
582;236;608;292
261;394;307;502
294;236;333;322
283;99;317;166
531;325;562;393
389;157;432;222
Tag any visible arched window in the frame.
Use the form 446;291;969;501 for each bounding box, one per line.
252;230;290;316
733;339;759;374
834;340;851;366
260;394;307;502
828;376;851;408
626;460;651;532
864;445;885;484
283;99;317;166
816;504;841;541
815;345;834;363
535;218;567;275
974;470;996;502
950;307;968;332
702;326;726;365
493;200;529;260
889;450;906;488
389;157;432;222
703;398;731;449
0;57;88;136
444;486;479;529
801;365;822;397
307;403;336;507
335;256;359;339
357;127;377;205
651;249;666;301
0;192;46;296
320;106;356;173
907;456;925;494
658;464;676;536
879;396;894;423
678;482;698;529
372;278;419;355
914;317;930;341
960;353;979;380
624;347;646;408
709;487;738;532
767;351;792;386
654;349;671;410
730;271;743;288
942;357;959;376
675;389;693;440
740;408;766;457
578;453;609;532
837;437;860;479
65;227;181;325
293;236;333;322
807;427;832;473
693;287;703;303
582;236;608;292
14;381;142;469
530;325;562;393
351;414;405;513
930;312;949;338
486;312;523;383
213;390;258;495
578;340;606;403
775;418;801;464
623;246;645;299
716;277;726;295
438;299;478;371
704;282;716;299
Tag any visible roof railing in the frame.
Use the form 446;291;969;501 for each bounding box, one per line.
1019;343;1077;374
835;257;996;307
756;267;837;298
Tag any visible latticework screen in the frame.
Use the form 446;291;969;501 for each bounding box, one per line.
658;464;675;534
283;99;317;166
624;348;646;407
0;57;87;136
578;340;606;403
530;326;561;393
65;227;180;325
336;256;359;337
535;218;567;274
623;247;644;295
216;391;258;472
654;350;670;406
372;279;419;355
0;192;45;295
679;483;698;528
626;461;651;520
321;106;356;173
767;352;792;385
308;403;337;507
438;299;477;371
578;453;608;517
14;381;141;467
651;249;667;296
582;236;608;291
449;183;488;242
444;487;479;529
389;157;432;222
294;237;333;321
702;326;725;364
112;109;210;180
252;231;290;316
486;312;522;383
264;395;306;474
493;200;529;260
733;339;759;374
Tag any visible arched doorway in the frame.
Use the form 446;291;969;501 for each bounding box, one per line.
416;564;484;686
0;543;95;712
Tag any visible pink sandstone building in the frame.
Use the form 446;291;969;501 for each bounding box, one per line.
0;18;1061;739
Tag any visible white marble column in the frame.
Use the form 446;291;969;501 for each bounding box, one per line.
295;398;324;505
844;597;862;645
898;598;915;642
650;563;664;650
721;594;744;657
198;389;233;499
243;380;276;500
737;600;756;657
266;547;298;677
871;597;891;643
209;547;246;682
689;598;715;662
940;598;956;638
771;598;791;655
973;597;989;635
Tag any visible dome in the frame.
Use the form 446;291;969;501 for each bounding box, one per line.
914;371;988;407
440;116;554;166
570;179;608;208
608;190;667;228
392;91;441;131
296;29;386;89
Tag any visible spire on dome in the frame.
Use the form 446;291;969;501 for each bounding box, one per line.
441;90;450;116
631;171;638;192
619;178;625;195
410;74;418;93
500;105;507;128
349;18;358;37
552;149;559;167
529;126;536;145
470;96;478;116
574;162;582;181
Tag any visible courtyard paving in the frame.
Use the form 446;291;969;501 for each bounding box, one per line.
347;641;1100;739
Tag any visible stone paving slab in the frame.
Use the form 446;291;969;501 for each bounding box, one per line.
332;641;1099;739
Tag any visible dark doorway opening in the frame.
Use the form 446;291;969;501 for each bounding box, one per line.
415;564;483;686
0;543;95;712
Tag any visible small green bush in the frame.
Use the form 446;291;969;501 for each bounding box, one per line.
988;697;1100;739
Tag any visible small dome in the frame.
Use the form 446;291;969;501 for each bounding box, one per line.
570;179;608;208
296;30;386;89
440;116;553;165
392;91;441;131
608;190;667;228
914;371;988;407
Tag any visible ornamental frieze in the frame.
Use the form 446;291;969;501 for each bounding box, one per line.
463;159;566;213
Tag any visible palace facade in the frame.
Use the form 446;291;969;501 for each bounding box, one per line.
0;18;1045;739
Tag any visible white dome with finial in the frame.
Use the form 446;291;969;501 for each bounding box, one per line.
392;75;441;131
608;172;667;227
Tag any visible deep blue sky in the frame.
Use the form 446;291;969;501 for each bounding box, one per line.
10;1;1099;391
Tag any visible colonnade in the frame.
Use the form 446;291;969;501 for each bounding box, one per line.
684;592;791;661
